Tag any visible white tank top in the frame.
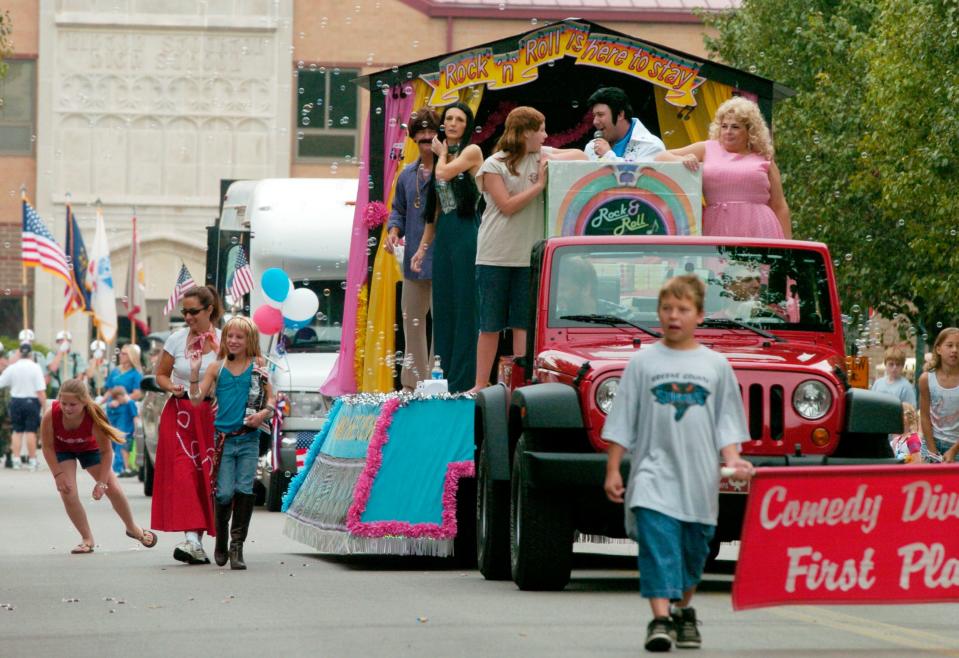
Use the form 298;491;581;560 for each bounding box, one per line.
928;371;959;445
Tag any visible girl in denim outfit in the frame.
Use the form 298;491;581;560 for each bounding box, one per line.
190;317;274;569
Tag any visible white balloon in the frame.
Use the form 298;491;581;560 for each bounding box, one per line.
282;287;320;323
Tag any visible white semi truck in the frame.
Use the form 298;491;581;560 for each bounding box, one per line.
212;178;357;509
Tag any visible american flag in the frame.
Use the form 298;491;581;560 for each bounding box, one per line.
162;263;196;316
21;198;71;285
228;246;254;301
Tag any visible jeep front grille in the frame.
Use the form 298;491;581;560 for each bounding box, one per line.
740;382;785;442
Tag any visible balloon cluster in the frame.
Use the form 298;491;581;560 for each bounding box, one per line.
252;268;319;336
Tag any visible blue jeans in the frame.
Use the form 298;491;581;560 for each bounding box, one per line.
215;432;259;505
475;265;531;332
635;507;715;600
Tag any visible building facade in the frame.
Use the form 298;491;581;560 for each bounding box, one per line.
0;0;733;345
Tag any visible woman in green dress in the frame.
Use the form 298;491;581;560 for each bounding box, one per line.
411;102;483;392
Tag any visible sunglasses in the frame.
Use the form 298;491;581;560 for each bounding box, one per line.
181;305;209;316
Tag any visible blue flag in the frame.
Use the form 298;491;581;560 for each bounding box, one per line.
64;204;91;316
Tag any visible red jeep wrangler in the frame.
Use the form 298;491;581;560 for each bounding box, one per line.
473;235;903;591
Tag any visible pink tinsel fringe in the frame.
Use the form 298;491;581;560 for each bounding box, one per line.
364;201;389;230
346;398;475;539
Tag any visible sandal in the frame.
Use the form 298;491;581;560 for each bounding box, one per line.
71;543;94;554
126;528;158;548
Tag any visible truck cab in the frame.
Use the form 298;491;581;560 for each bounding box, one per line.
211;178;356;510
473;235;903;590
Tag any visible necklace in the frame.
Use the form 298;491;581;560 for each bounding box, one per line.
413;164;431;209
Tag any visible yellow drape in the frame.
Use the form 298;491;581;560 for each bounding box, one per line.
654;80;734;149
359;83;484;391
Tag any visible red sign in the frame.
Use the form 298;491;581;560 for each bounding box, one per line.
733;465;959;610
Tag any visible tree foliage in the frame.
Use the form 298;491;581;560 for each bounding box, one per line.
704;0;959;339
0;10;11;79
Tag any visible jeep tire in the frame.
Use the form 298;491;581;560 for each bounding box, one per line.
477;440;510;580
510;435;573;591
143;449;154;497
266;469;291;512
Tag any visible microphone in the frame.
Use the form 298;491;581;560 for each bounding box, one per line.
227;353;235;361
593;130;604;141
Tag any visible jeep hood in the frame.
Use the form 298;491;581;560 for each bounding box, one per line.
539;338;844;379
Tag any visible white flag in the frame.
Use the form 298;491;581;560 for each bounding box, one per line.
85;206;118;343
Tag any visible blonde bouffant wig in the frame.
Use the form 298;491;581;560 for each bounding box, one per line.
708;97;775;160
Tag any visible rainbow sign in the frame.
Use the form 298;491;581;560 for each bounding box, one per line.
545;161;702;237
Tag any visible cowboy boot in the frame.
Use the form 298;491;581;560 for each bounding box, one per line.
213;500;232;567
229;493;255;570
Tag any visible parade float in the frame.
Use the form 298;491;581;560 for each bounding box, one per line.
283;18;792;556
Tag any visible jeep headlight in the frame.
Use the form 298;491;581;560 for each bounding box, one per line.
792;380;832;420
286;391;328;420
595;377;620;414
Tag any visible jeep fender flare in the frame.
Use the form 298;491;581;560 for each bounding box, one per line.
511;383;584;431
475;384;510;481
844;388;904;434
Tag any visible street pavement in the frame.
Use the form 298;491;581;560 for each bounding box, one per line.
2;466;959;658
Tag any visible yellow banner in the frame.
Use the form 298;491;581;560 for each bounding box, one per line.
421;22;704;108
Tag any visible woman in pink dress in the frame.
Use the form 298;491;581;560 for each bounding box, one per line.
656;97;790;239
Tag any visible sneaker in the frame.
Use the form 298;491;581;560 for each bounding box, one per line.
11;458;21;470
671;606;702;649
645;616;675;653
173;541;211;565
28;458;38;472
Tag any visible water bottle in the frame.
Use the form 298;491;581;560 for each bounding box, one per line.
431;356;444;380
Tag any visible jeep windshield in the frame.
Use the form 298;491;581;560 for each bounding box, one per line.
549;244;833;333
278;280;345;353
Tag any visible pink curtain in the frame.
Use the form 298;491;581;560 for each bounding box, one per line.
321;121;371;397
382;85;416;212
321;85;415;397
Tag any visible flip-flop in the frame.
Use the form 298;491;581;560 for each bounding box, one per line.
126;529;158;548
71;543;94;554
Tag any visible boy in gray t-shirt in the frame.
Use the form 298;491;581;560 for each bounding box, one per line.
603;274;753;652
870;346;916;407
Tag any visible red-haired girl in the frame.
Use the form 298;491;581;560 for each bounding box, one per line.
471;105;586;392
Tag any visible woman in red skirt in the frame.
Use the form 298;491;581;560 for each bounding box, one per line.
151;285;222;564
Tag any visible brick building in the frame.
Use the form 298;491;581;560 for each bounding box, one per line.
0;0;734;346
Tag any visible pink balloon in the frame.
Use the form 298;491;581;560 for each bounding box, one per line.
252;305;284;335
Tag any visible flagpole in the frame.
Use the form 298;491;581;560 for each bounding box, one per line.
64;192;72;330
131;206;137;346
19;185;28;331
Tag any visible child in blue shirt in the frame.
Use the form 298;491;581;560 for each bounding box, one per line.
105;385;138;476
871;346;916;407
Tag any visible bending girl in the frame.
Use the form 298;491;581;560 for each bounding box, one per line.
40;378;157;554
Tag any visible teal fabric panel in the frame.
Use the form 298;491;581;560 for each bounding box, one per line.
360;398;474;525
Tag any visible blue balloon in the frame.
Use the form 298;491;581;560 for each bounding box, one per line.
284;316;310;331
261;268;291;304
